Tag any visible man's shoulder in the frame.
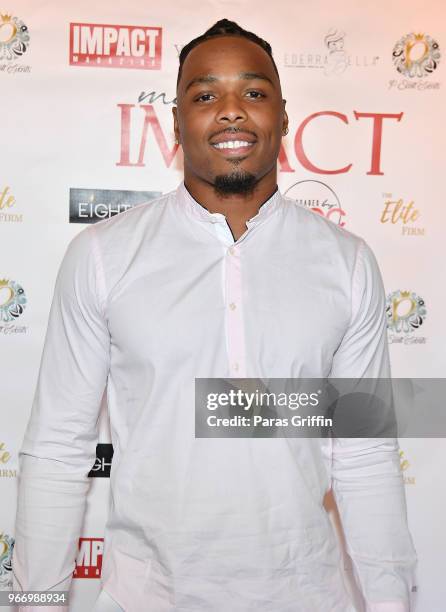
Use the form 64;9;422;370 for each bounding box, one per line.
62;189;177;275
281;193;364;252
91;188;175;235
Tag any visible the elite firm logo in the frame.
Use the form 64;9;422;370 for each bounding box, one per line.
0;13;30;74
0;278;27;335
0;441;16;478
88;444;114;478
69;188;162;224
0;532;14;589
69;23;162;70
380;193;424;236
0;184;23;223
386;290;427;344
73;538;103;578
399;449;416;485
284;180;346;226
389;32;441;90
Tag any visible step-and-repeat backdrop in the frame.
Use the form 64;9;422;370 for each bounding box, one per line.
1;1;445;610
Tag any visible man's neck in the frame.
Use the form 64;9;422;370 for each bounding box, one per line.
184;173;278;241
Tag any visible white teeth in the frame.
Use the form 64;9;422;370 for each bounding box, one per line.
213;140;253;149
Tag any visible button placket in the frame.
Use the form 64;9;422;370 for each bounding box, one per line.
225;245;247;377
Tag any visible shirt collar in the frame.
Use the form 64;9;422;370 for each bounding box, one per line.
176;181;283;227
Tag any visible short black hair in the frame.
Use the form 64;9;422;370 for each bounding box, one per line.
177;19;280;88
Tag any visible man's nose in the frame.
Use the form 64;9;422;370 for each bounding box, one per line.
216;94;248;123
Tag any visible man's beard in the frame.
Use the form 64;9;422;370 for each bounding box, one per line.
213;168;257;196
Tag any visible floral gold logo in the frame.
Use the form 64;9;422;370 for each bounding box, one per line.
386;290;426;334
386;290;427;344
392;32;440;78
0;279;27;323
0;14;30;61
0;532;14;588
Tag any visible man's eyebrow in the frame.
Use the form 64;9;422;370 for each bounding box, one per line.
185;75;218;92
184;71;274;93
239;71;274;85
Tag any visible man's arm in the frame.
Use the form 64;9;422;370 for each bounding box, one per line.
329;239;417;612
12;226;110;610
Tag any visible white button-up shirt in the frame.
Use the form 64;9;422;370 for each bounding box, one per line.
13;182;416;612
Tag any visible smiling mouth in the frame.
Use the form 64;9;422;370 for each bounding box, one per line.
210;140;256;156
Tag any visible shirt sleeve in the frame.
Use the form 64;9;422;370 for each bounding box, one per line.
328;239;417;612
12;225;110;611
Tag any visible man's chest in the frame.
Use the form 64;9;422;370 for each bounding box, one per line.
105;245;351;377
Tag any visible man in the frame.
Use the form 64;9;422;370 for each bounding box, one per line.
13;19;416;612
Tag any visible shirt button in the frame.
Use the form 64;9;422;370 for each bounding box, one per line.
229;302;237;310
228;246;235;255
233;362;239;372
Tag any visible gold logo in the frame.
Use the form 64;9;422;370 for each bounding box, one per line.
405;33;429;69
392;32;440;78
386;290;426;334
399;449;410;471
0;533;8;556
0;442;11;464
380;196;424;236
0;185;22;223
0;186;15;210
399;450;416;485
0;280;14;308
0;443;16;478
0;13;30;61
0;14;17;45
0;279;27;323
392;291;416;324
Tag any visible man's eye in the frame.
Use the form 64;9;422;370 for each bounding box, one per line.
195;93;215;102
246;91;265;99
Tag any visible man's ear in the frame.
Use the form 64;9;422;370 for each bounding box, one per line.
282;100;289;133
172;106;180;144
